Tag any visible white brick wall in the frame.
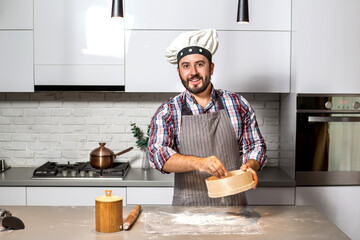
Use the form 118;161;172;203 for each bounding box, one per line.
0;92;280;168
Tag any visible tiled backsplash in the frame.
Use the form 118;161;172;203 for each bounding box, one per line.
0;92;280;168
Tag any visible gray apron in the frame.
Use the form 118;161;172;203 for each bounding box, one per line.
172;93;247;206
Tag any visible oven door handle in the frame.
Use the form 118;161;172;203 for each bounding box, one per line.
308;116;360;122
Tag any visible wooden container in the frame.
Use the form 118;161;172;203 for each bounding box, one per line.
95;190;123;233
205;169;255;198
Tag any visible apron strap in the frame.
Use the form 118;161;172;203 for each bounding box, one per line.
181;91;225;115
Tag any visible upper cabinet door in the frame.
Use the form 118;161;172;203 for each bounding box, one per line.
0;0;33;29
293;0;360;94
0;31;34;92
213;31;290;92
0;0;34;92
125;0;291;31
124;0;291;93
125;31;184;92
125;30;290;93
34;0;125;85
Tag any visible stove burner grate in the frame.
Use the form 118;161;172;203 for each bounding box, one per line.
32;161;130;179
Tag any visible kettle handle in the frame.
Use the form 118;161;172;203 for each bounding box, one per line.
114;147;133;157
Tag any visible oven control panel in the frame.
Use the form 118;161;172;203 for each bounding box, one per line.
327;98;360;110
298;96;360;111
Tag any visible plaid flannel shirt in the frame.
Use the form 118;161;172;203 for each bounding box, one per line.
148;86;267;173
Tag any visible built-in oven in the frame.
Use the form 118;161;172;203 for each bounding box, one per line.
296;95;360;186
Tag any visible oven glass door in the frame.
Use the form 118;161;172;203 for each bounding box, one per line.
297;113;360;172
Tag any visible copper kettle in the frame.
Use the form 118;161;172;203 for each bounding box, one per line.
90;143;133;169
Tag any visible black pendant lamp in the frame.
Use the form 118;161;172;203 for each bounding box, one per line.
237;0;249;23
111;0;123;18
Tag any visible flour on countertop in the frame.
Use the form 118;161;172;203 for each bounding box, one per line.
170;212;246;226
144;209;262;235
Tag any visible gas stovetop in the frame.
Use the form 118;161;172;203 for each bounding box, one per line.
32;161;130;180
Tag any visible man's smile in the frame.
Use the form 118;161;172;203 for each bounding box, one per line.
189;76;202;85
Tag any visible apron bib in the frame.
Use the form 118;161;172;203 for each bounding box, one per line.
172;93;247;206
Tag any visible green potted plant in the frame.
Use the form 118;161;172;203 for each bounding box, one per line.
130;122;150;169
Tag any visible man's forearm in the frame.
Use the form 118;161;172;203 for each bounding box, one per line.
161;153;200;173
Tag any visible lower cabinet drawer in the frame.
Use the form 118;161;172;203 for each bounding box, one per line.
3;186;293;206
126;187;294;205
246;187;295;205
27;187;127;206
127;187;174;205
0;187;26;205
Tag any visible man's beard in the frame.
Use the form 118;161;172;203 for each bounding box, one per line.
180;73;211;94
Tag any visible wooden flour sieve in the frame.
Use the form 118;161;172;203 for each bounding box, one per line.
205;169;255;198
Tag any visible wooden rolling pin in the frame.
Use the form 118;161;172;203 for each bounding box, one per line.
123;205;141;230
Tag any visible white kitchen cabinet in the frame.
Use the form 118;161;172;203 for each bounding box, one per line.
293;0;360;93
213;31;290;92
0;31;34;92
0;187;26;205
124;31;183;92
0;0;34;92
247;187;294;205
126;187;173;205
0;0;33;29
126;187;293;205
124;0;291;31
34;0;125;86
124;0;291;93
296;186;360;240
125;30;290;92
27;187;127;206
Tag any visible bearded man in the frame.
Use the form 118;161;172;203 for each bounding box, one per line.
147;29;267;206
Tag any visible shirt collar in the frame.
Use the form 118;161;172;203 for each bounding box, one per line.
184;89;195;103
183;84;218;109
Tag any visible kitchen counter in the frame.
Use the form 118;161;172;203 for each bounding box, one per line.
0;205;349;240
0;167;294;187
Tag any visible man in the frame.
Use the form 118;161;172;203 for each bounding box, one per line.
147;29;266;206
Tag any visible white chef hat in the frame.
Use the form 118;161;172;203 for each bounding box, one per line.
165;29;219;65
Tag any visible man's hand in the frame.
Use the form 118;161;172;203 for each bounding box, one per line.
162;154;227;178
240;159;260;189
195;155;228;179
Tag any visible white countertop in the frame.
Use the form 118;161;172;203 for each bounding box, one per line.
0;205;349;240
